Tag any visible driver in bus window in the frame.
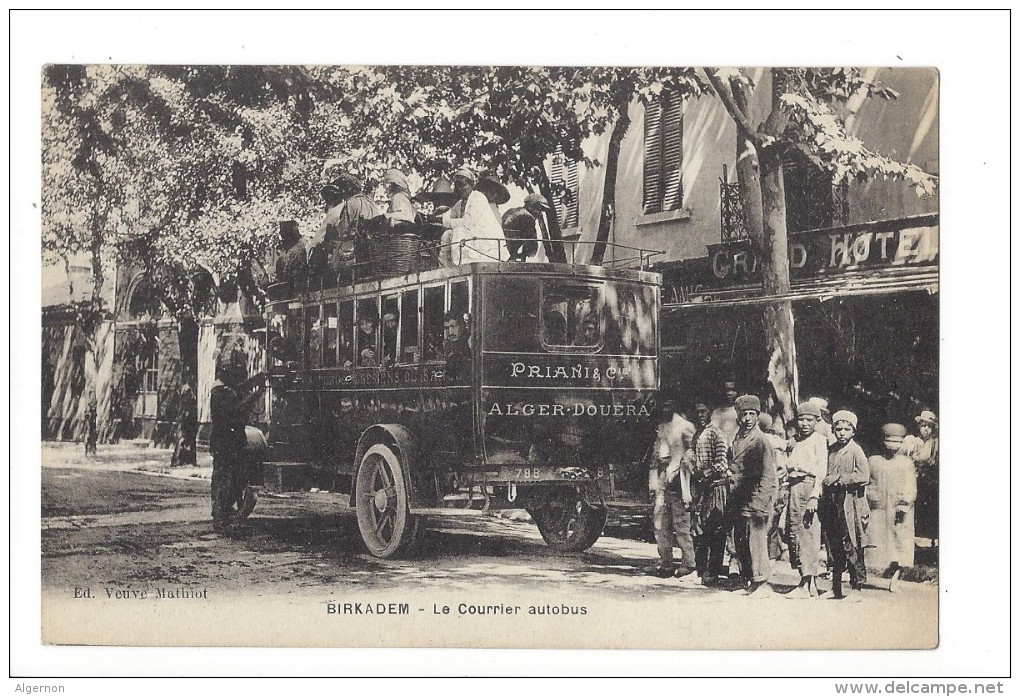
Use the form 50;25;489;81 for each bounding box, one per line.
442;312;470;381
573;312;599;346
382;309;399;365
544;308;567;345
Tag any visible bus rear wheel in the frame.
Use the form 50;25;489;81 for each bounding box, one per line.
530;490;608;553
354;444;422;559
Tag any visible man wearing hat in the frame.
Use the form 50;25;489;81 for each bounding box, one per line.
209;350;250;534
820;410;870;601
436;167;506;266
308;174;379;275
904;409;938;546
475;174;511;233
275;220;308;289
867;423;917;582
725;394;778;597
782;401;830;598
501;193;551;262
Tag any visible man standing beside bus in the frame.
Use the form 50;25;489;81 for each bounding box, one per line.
685;401;730;586
209;351;249;535
646;401;696;578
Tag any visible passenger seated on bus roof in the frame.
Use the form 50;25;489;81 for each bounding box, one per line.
357;315;378;367
502;194;550;262
442;312;470;382
307;174;378;276
382;309;399;365
381;169;418;236
275;220;308;289
435;167;506;266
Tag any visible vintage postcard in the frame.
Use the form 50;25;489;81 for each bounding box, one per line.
36;60;943;653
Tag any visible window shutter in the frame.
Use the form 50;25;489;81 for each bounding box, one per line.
661;97;684;211
642;100;663;214
550;148;580;229
564;159;580;228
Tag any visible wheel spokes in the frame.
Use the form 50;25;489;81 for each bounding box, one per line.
375;508;395;536
378;462;393;489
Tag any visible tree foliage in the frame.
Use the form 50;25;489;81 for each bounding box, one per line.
707;67;937;197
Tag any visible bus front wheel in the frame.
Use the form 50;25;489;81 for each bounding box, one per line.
530;490;608;553
354;443;422;559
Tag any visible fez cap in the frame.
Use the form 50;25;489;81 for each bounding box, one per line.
734;395;761;413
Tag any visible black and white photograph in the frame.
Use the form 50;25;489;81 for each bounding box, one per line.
11;8;1012;683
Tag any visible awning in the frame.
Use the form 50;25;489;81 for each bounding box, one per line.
664;266;938;311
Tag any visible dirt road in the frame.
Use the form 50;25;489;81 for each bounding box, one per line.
40;443;938;650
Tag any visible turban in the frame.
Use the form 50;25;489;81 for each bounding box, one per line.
453;167;477;184
796;401;822;418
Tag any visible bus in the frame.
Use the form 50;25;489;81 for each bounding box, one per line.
263;256;661;558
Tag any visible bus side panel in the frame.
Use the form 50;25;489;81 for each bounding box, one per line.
308;374;474;501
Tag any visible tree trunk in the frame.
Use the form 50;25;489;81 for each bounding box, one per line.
171;316;200;466
758;129;798;420
731;80;765;245
532;168;568;264
591;109;631;266
716;67;802;420
83;218;106;456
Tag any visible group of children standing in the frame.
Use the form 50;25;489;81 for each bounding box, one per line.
649;393;938;602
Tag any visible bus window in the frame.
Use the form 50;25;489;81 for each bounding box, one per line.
422;285;445;362
382;294;400;365
541;282;603;351
339;300;354;368
287;305;303;367
480;276;540;352
356;298;379;367
306;305;323;368
400;288;420;364
323;303;338;367
267;311;296;369
450;279;469;319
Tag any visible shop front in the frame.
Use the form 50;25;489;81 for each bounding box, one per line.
657;214;938;453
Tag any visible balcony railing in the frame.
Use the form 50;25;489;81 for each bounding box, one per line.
720;165;850;242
